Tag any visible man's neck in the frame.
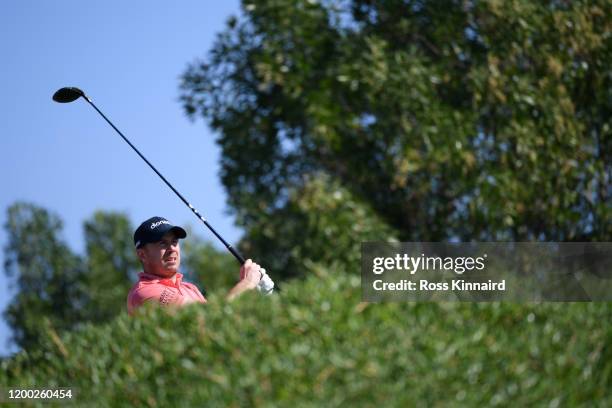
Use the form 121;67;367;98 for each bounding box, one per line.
168;273;178;285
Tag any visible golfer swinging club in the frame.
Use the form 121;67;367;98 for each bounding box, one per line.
127;216;269;315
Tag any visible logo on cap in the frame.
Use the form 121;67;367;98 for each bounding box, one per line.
150;220;170;229
134;216;187;248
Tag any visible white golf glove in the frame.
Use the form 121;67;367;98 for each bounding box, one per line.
257;268;275;295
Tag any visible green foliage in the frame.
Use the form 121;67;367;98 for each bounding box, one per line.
240;172;398;278
3;202;85;350
181;0;611;276
3;204;140;349
181;229;239;295
1;273;610;407
82;211;139;322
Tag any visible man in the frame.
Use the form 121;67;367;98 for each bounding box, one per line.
127;216;263;315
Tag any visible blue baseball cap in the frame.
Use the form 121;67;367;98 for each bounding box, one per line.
133;216;187;248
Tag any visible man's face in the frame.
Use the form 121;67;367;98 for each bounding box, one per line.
136;231;181;278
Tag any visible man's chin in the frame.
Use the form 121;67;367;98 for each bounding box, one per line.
164;264;179;273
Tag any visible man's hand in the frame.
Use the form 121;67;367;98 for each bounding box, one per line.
239;259;262;289
227;259;262;300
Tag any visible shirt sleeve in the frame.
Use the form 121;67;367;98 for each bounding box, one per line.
182;282;207;303
128;284;179;315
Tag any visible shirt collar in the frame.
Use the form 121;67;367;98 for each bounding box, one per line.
139;271;183;288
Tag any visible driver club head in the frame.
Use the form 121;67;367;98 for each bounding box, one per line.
52;87;85;103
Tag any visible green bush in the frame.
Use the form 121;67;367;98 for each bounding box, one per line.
1;273;610;407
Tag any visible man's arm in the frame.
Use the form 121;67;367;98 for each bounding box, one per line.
226;259;262;301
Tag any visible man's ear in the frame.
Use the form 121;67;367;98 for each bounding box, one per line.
136;247;147;263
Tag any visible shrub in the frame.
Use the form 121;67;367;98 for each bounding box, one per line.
1;273;610;407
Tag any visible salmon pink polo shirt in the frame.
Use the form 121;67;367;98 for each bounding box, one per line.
127;272;207;315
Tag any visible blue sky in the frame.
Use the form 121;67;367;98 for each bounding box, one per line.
0;1;241;355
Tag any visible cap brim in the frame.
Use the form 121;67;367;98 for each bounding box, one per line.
168;226;187;239
136;224;187;248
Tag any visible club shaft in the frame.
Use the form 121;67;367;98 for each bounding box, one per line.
83;96;246;265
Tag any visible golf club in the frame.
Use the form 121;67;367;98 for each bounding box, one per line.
52;87;271;285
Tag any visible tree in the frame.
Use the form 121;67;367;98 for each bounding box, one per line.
81;211;139;322
3;203;85;349
239;172;398;278
180;0;611;277
180;229;239;295
3;204;139;350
